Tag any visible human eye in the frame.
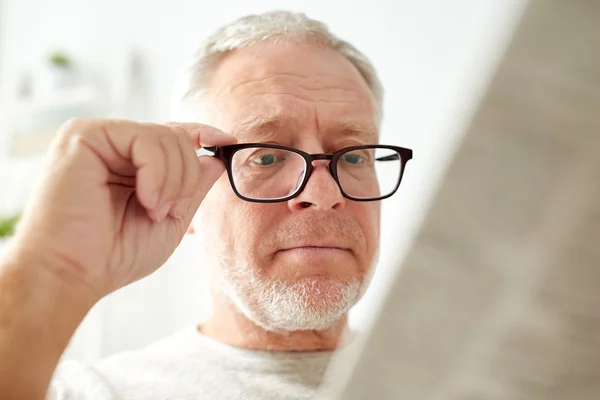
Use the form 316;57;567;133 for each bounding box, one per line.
342;153;365;165
246;148;290;167
340;148;373;166
252;153;278;166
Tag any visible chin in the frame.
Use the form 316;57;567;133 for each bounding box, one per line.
262;279;359;331
222;270;363;332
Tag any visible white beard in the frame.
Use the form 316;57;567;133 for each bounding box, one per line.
196;209;378;333
214;255;363;332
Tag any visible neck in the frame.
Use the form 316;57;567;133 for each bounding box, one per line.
199;292;350;351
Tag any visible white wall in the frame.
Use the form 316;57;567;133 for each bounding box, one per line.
0;0;525;361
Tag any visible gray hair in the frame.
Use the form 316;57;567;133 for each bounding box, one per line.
176;11;383;123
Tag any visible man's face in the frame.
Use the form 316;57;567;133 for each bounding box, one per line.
194;41;381;331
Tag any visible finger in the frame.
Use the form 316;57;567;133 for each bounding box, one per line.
178;156;227;224
64;119;167;213
132;133;166;215
166;122;237;149
196;156;227;196
169;127;201;218
61;119;230;222
154;134;183;221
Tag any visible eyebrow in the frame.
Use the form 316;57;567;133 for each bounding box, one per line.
233;113;378;143
233;114;284;143
339;122;379;141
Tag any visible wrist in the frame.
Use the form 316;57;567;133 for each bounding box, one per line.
0;241;99;323
0;242;98;400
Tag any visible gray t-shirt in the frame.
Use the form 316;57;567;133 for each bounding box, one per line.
47;327;334;400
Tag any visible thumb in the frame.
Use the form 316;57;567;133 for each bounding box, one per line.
198;155;227;191
179;156;227;222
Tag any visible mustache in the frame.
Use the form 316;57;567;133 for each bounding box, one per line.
261;213;366;253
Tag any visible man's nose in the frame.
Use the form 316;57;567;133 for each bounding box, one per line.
288;160;346;211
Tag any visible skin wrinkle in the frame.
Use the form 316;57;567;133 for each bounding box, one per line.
224;71;361;92
225;90;366;109
232;113;378;149
235;128;376;150
209;49;375;122
230;77;364;96
222;72;368;99
192;41;380;350
314;104;321;137
236;114;377;138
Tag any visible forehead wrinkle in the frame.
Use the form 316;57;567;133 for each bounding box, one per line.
230;73;365;96
232;113;379;144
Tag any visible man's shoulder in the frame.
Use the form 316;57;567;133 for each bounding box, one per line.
48;360;114;400
95;327;204;372
48;327;203;400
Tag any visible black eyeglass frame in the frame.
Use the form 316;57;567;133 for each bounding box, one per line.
204;143;413;203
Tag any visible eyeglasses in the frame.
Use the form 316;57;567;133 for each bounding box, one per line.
204;143;413;203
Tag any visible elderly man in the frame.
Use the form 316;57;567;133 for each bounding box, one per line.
0;11;411;400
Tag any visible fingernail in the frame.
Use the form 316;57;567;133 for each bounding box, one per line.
157;201;173;221
172;198;191;218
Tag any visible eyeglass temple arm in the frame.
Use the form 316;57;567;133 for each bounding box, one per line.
375;154;400;162
199;146;221;158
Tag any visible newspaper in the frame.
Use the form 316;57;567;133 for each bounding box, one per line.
321;0;600;398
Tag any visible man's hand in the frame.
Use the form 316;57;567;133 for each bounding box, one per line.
10;118;236;300
0;118;236;399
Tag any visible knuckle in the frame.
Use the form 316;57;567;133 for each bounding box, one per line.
157;131;174;145
55;118;99;152
57;118;111;145
136;129;157;148
158;134;180;155
165;124;189;145
173;126;189;140
59;117;91;138
174;132;186;148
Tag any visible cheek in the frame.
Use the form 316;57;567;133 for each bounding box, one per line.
353;202;381;255
201;173;231;205
203;184;281;269
371;204;381;236
194;176;235;243
230;204;279;259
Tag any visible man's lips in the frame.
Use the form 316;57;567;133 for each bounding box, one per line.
281;246;347;251
276;243;352;255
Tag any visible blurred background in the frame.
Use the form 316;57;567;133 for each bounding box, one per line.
0;0;525;362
